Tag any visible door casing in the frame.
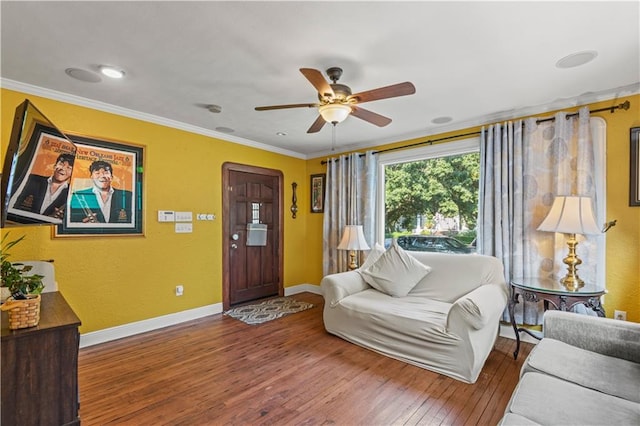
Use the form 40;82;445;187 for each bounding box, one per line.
221;162;284;310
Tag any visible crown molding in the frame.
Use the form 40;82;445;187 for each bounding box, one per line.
306;82;640;159
4;78;637;162
0;78;308;160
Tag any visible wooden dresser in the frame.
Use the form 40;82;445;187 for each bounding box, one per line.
1;292;81;426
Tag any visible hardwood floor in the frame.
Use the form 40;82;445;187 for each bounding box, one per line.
78;293;533;425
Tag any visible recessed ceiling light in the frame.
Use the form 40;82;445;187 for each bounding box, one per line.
65;68;102;83
556;51;598;69
215;126;234;133
431;116;453;124
276;132;287;136
99;65;125;79
207;105;222;114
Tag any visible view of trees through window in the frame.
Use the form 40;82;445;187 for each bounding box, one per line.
384;152;480;247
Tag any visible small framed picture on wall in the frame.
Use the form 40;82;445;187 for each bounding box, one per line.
631;127;640;206
310;173;325;213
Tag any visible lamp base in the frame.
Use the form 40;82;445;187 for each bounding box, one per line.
560;233;585;292
560;275;584;292
347;250;358;270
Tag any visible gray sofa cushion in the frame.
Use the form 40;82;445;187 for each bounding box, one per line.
544;311;640;363
506;373;640;426
523;338;640;403
498;413;541;425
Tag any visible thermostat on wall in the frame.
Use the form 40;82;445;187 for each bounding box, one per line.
158;210;175;222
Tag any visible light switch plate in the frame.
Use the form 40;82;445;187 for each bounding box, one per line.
175;223;193;233
175;211;193;222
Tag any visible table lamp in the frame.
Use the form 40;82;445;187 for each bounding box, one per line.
337;225;370;270
537;195;601;291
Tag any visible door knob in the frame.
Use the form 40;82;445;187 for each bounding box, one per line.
231;243;238;249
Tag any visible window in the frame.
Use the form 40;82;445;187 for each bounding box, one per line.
376;138;480;246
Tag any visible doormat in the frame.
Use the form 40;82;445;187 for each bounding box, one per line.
224;297;313;325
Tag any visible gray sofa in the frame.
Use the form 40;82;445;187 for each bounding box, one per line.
500;310;640;425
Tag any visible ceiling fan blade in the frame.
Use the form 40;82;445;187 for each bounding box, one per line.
350;106;392;127
349;82;416;104
300;68;335;98
307;115;327;133
255;103;317;111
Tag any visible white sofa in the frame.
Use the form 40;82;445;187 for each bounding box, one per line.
321;248;508;383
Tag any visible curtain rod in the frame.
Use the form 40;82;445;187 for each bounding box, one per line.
321;100;630;164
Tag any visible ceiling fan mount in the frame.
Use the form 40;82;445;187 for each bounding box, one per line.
326;67;343;83
255;66;416;134
317;68;351;103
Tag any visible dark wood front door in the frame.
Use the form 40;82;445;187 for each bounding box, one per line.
222;163;283;309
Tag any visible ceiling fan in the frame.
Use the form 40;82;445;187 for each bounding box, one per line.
255;67;416;133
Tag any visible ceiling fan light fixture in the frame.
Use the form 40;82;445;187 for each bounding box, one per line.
319;103;351;124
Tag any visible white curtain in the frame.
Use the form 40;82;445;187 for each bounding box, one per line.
323;151;377;275
479;107;603;325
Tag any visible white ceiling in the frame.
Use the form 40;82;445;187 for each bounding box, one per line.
1;1;639;159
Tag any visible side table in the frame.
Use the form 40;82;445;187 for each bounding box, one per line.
509;277;605;359
1;292;81;425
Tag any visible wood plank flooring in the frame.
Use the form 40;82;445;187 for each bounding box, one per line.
78;293;533;425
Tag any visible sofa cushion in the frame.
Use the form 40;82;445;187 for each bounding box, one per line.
506;372;640;425
338;288;451;324
497;413;541;426
358;243;386;272
359;243;431;297
407;252;505;303
523;338;640;403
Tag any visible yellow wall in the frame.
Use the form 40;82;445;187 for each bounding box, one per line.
1;88;309;333
306;94;640;322
3;88;638;334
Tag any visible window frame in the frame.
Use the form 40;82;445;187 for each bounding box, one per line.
375;137;480;245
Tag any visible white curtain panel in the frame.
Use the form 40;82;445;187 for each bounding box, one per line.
479;107;602;325
528;109;601;289
323;151;377;275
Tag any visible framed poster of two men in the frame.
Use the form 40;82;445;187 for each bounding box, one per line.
2;99;144;237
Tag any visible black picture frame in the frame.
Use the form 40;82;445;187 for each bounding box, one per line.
631;127;640;207
310;173;325;213
2;99;77;227
54;134;144;237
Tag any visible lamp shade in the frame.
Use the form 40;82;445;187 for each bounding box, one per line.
319;103;351;124
337;225;370;251
537;196;601;235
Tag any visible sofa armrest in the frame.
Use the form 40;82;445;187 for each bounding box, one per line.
543;310;640;363
447;283;508;331
320;270;370;308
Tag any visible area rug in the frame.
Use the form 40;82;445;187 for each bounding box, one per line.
224;297;313;325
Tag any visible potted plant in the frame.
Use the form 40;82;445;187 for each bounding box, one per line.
1;234;45;329
1;233;45;298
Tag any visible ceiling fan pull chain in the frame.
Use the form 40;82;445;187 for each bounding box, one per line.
332;123;336;151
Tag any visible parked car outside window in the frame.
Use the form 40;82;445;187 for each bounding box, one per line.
395;235;476;254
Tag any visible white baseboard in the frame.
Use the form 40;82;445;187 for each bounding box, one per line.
80;283;322;348
499;323;540;345
285;283;322;296
80;303;223;348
